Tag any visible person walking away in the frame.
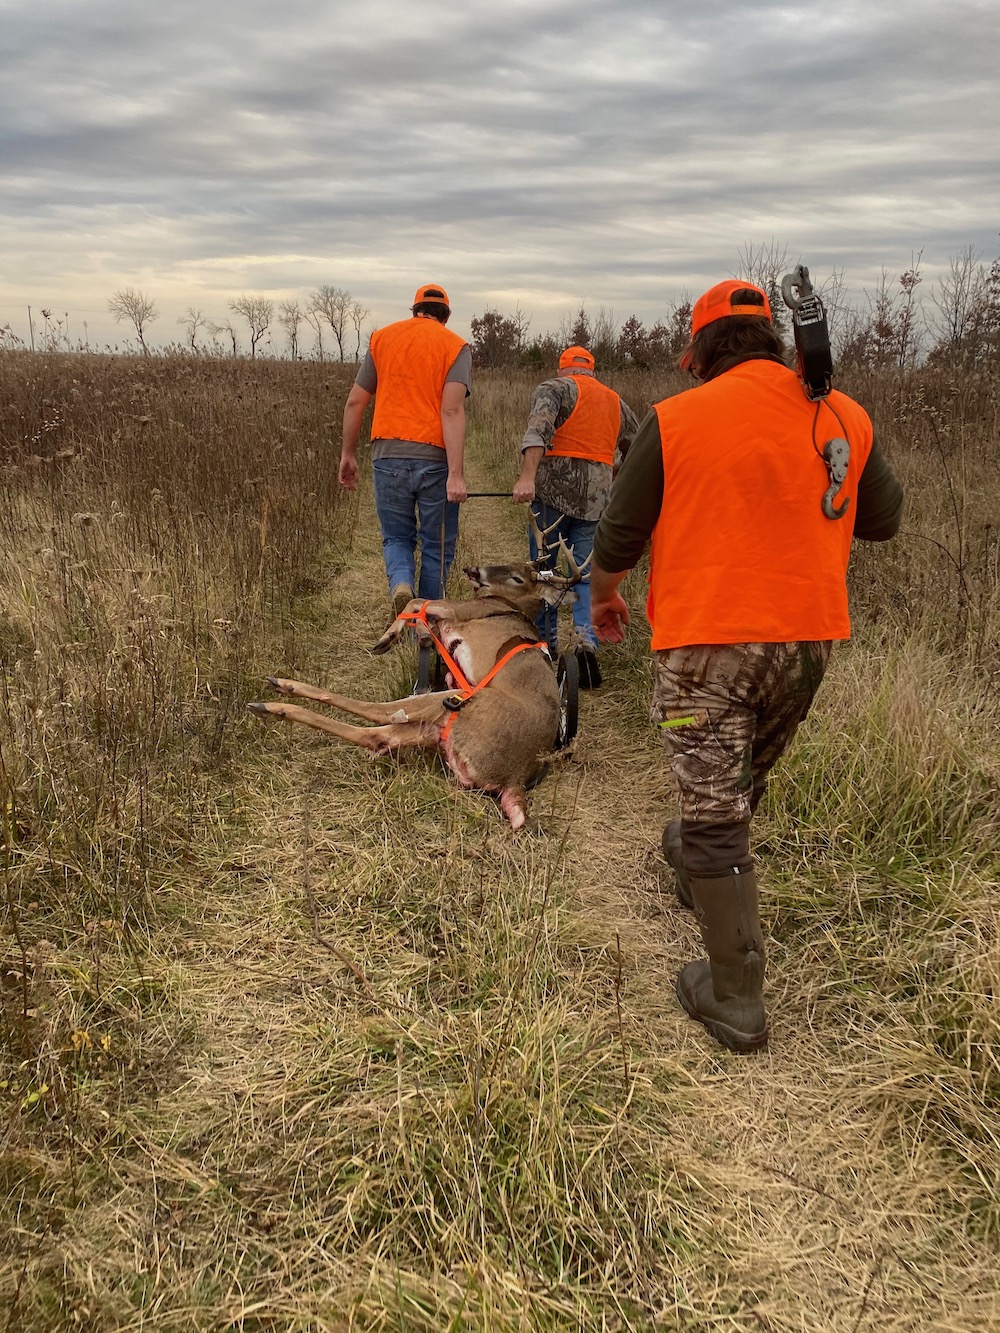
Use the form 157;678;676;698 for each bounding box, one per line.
512;345;638;688
340;283;471;613
588;280;903;1052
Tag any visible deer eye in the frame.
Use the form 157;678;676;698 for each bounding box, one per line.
509;574;525;585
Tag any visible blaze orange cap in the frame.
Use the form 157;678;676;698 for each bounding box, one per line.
412;283;451;310
690;280;772;338
558;345;595;371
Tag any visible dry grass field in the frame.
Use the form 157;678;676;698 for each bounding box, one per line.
1;351;998;1331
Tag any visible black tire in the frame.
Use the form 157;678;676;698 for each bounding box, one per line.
555;651;579;749
413;642;435;695
413;643;449;695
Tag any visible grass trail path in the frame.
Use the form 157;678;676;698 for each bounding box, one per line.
65;468;999;1331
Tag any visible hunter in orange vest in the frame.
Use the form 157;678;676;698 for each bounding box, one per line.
589;280;903;1053
340;284;471;613
512;345;638;687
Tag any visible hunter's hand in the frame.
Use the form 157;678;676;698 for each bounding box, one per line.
512;476;535;505
592;593;630;645
447;475;469;503
338;454;359;491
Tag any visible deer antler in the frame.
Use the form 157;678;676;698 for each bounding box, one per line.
527;510;563;559
554;535;592;585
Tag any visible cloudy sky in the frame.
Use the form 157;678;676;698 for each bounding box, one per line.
1;0;997;352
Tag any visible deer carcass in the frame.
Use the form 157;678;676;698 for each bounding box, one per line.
247;552;581;830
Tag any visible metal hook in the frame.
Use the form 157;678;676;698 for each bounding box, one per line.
780;264;813;311
821;437;850;520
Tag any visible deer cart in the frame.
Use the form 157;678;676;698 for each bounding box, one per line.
414;494;580;750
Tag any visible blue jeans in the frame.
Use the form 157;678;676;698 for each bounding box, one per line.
372;458;460;600
528;501;598;652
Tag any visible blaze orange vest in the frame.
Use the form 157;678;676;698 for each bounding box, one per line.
647;360;873;648
548;373;622;464
369;317;468;448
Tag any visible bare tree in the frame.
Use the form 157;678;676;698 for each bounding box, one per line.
735;239;793;332
108;287;158;354
664;298;694;358
310;285;352;361
302;305;325;360
349;299;370;361
278;300;304;359
178;307;211;352
838;255;925;371
929;245;993;363
212;319;240;358
589;306;619;365
798;266;851;362
229;295;273;358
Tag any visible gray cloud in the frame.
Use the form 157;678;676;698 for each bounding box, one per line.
1;0;997;347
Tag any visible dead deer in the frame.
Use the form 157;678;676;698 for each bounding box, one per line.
248;540;583;830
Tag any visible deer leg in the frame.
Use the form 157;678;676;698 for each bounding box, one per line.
370;598;457;655
499;785;529;831
247;701;441;753
264;677;455;723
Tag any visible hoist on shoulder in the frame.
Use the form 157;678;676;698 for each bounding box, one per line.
781;264;850;521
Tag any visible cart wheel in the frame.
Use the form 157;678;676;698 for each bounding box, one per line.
555;651;579;749
413;642;448;695
414;642;435;695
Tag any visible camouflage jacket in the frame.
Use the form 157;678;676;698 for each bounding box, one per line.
521;373;639;521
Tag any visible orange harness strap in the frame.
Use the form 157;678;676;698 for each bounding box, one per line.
397;603;550;742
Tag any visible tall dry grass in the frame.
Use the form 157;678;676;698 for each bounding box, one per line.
1;351;998;1331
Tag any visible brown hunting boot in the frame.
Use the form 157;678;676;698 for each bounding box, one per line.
391;582;415;617
661;819;694;909
676;869;769;1053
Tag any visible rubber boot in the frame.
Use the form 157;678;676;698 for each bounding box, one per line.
661;819;693;909
576;644;603;689
676;870;769;1053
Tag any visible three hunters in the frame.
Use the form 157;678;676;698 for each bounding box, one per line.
338;276;904;1055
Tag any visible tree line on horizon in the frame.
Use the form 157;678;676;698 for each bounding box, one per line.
3;239;998;371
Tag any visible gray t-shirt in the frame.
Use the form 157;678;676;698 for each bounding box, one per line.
356;345;473;462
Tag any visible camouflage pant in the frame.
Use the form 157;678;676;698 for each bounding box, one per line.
651;642;832;827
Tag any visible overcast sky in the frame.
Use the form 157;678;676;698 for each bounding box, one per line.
1;0;997;353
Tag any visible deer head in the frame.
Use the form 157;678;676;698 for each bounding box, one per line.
464;511;588;608
462;557;578;608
